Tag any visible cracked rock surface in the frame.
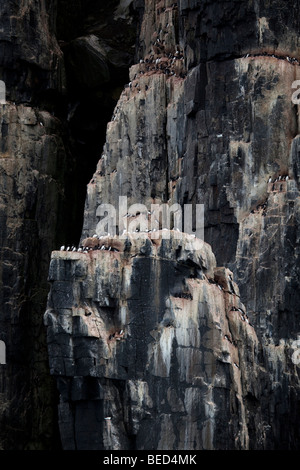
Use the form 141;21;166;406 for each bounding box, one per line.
1;0;300;451
45;0;300;450
45;231;260;450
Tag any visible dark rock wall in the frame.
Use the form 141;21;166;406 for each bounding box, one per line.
45;233;260;450
45;0;300;450
0;0;138;449
0;0;66;449
1;0;300;450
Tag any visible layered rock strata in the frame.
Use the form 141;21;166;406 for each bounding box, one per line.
0;0;67;446
45;231;259;450
0;0;300;451
0;0;138;449
45;0;300;450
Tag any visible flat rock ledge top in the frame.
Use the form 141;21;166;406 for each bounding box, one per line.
52;230;217;280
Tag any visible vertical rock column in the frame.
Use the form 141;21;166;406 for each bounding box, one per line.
45;232;261;450
44;0;300;450
0;1;67;450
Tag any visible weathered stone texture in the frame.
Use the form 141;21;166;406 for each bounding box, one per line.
1;0;300;451
45;232;261;450
0;0;67;447
0;103;69;449
45;0;300;450
0;0;139;450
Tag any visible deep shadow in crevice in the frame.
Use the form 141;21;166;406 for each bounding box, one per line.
53;0;141;247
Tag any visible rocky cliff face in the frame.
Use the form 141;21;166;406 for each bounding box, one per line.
45;231;260;450
1;0;300;450
0;0;138;450
0;0;66;449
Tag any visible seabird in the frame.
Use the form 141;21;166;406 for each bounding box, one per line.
60;245;65;251
268;177;272;183
101;245;105;250
286;175;289;180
